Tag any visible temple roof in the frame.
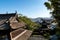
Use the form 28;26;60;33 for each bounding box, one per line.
0;13;16;20
10;21;26;29
0;13;17;30
0;13;25;30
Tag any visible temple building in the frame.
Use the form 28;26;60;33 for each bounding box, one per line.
0;13;32;40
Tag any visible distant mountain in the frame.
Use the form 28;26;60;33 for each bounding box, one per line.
30;17;42;22
30;17;53;23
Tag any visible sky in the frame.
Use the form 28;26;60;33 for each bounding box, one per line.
0;0;51;18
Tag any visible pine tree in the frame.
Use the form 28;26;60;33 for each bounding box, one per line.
44;0;60;39
44;0;60;27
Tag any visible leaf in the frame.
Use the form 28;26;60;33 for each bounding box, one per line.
44;2;52;10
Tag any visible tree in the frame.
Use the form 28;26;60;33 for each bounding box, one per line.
18;15;40;31
44;0;60;39
44;0;60;27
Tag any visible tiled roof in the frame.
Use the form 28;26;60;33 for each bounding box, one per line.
0;13;16;20
10;22;25;29
0;13;17;30
10;28;25;38
0;13;26;30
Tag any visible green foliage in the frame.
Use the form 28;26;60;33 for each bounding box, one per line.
56;27;60;35
44;0;60;39
43;33;50;39
44;2;52;10
44;0;60;27
18;15;40;31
